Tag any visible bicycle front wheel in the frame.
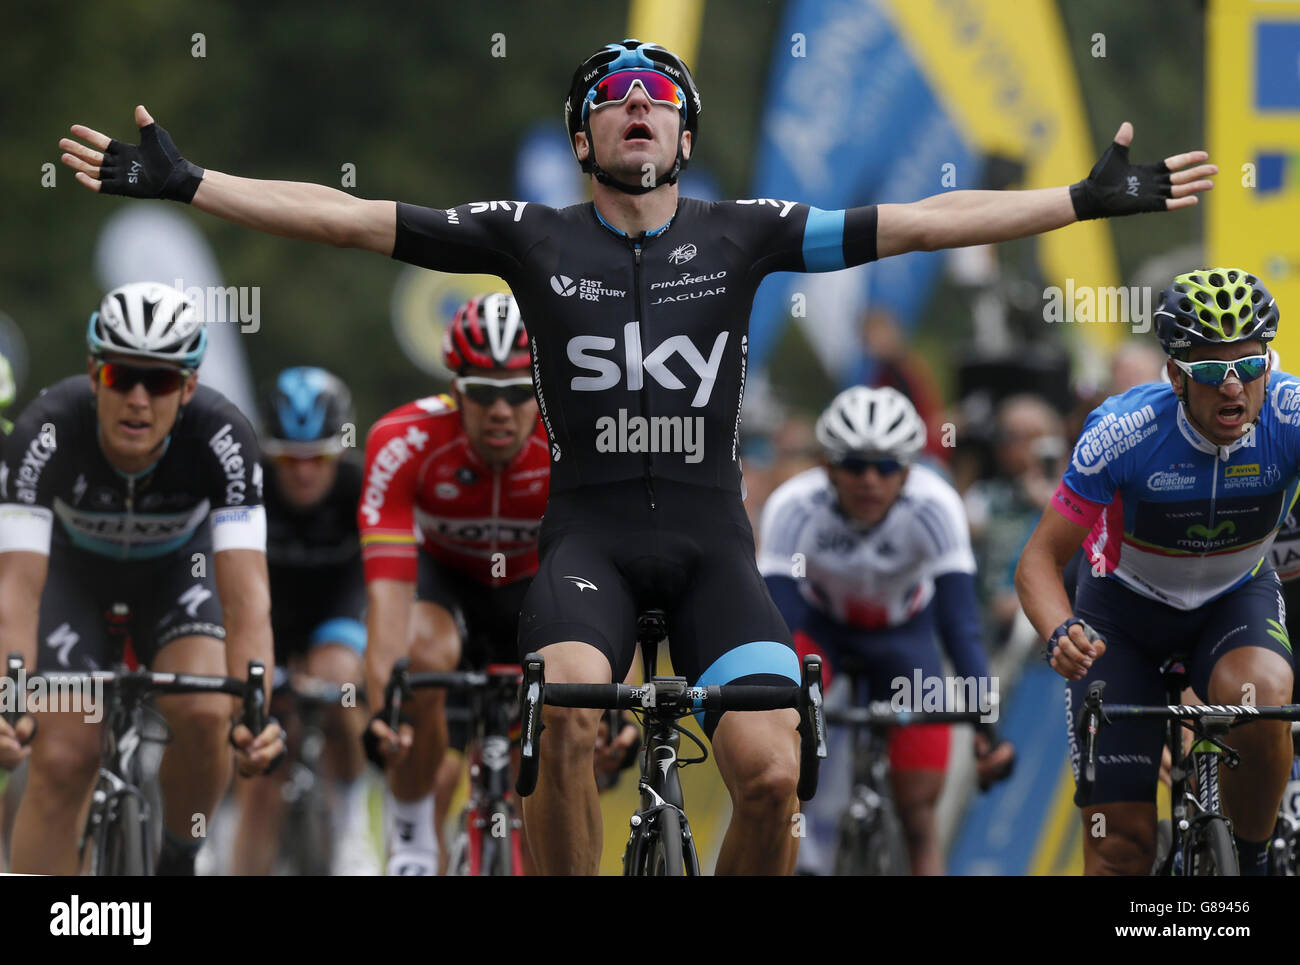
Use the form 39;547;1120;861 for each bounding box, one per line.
98;794;149;876
649;809;685;876
1186;816;1239;876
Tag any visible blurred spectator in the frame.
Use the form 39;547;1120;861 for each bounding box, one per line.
1110;340;1167;394
743;414;820;529
850;310;950;465
964;394;1066;644
1067;339;1167;447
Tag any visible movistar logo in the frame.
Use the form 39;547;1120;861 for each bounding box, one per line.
1186;520;1235;541
1266;618;1292;654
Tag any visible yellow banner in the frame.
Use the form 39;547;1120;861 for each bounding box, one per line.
1208;0;1300;364
879;0;1123;348
627;0;704;66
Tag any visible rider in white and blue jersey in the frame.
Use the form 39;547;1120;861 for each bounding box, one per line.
759;386;1014;874
1017;268;1296;875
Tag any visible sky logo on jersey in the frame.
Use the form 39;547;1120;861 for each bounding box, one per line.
568;323;728;407
1272;380;1300;426
1071;404;1158;476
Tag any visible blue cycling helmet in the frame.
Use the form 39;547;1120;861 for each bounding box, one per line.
262;367;354;453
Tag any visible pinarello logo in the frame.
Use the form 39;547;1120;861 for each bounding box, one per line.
550;275;577;297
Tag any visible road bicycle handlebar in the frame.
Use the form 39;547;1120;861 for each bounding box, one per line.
5;652;270;734
514;652;828;801
1073;679;1300;806
823;703;989;727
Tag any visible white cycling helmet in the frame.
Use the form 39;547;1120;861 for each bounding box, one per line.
815;386;926;462
87;282;207;368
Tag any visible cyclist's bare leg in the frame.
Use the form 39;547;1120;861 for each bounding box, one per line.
891;768;944;875
520;640;608;875
306;642;367;782
1208;646;1294;841
10;710;100;874
712;707;801;875
1080;802;1156;875
432;750;462;872
152;635;232;846
389;602;459;803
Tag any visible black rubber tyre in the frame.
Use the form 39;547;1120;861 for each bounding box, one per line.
99;793;148;876
650;808;684;876
290;791;334;876
834;807;910;875
1187;815;1240;876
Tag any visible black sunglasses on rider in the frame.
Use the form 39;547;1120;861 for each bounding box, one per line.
96;360;192;396
455;376;534;407
834;454;905;476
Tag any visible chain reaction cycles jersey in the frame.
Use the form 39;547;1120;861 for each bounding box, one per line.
358;394;550;587
1053;374;1300;610
757;464;976;630
0;376;266;560
391;197;879;504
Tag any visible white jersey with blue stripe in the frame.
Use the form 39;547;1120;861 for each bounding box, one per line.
757;464;975;630
1056;374;1300;609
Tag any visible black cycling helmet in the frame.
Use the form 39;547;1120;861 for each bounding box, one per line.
262;366;355;455
1154;267;1278;356
564;39;701;194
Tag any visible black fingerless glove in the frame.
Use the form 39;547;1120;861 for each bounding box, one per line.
1069;139;1171;220
100;122;205;202
362;710;411;770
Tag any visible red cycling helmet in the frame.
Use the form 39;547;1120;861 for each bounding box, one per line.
442;293;531;373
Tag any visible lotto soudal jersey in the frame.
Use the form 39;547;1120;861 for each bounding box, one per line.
358;394;549;587
0;376;266;560
392;197;878;500
756;464;976;630
1053;374;1300;609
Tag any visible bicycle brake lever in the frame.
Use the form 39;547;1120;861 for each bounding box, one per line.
4;653;23;727
244;660;267;735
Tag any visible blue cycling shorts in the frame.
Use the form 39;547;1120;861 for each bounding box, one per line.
1065;567;1294;805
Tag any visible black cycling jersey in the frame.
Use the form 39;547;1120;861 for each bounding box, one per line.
264;457;363;571
392;197;879;501
263;457;367;659
0;376;265;560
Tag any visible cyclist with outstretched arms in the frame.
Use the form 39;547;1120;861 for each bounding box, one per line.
230;367;376;875
759;387;1014;874
60;40;1213;873
1016;269;1296;875
0;284;284;875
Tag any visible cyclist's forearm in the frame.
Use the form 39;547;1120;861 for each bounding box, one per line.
0;553;47;669
214;550;274;696
1013;543;1074;642
878;188;1073;257
192;171;396;252
363;579;415;710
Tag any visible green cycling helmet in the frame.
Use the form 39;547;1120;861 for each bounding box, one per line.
1154;267;1278;355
